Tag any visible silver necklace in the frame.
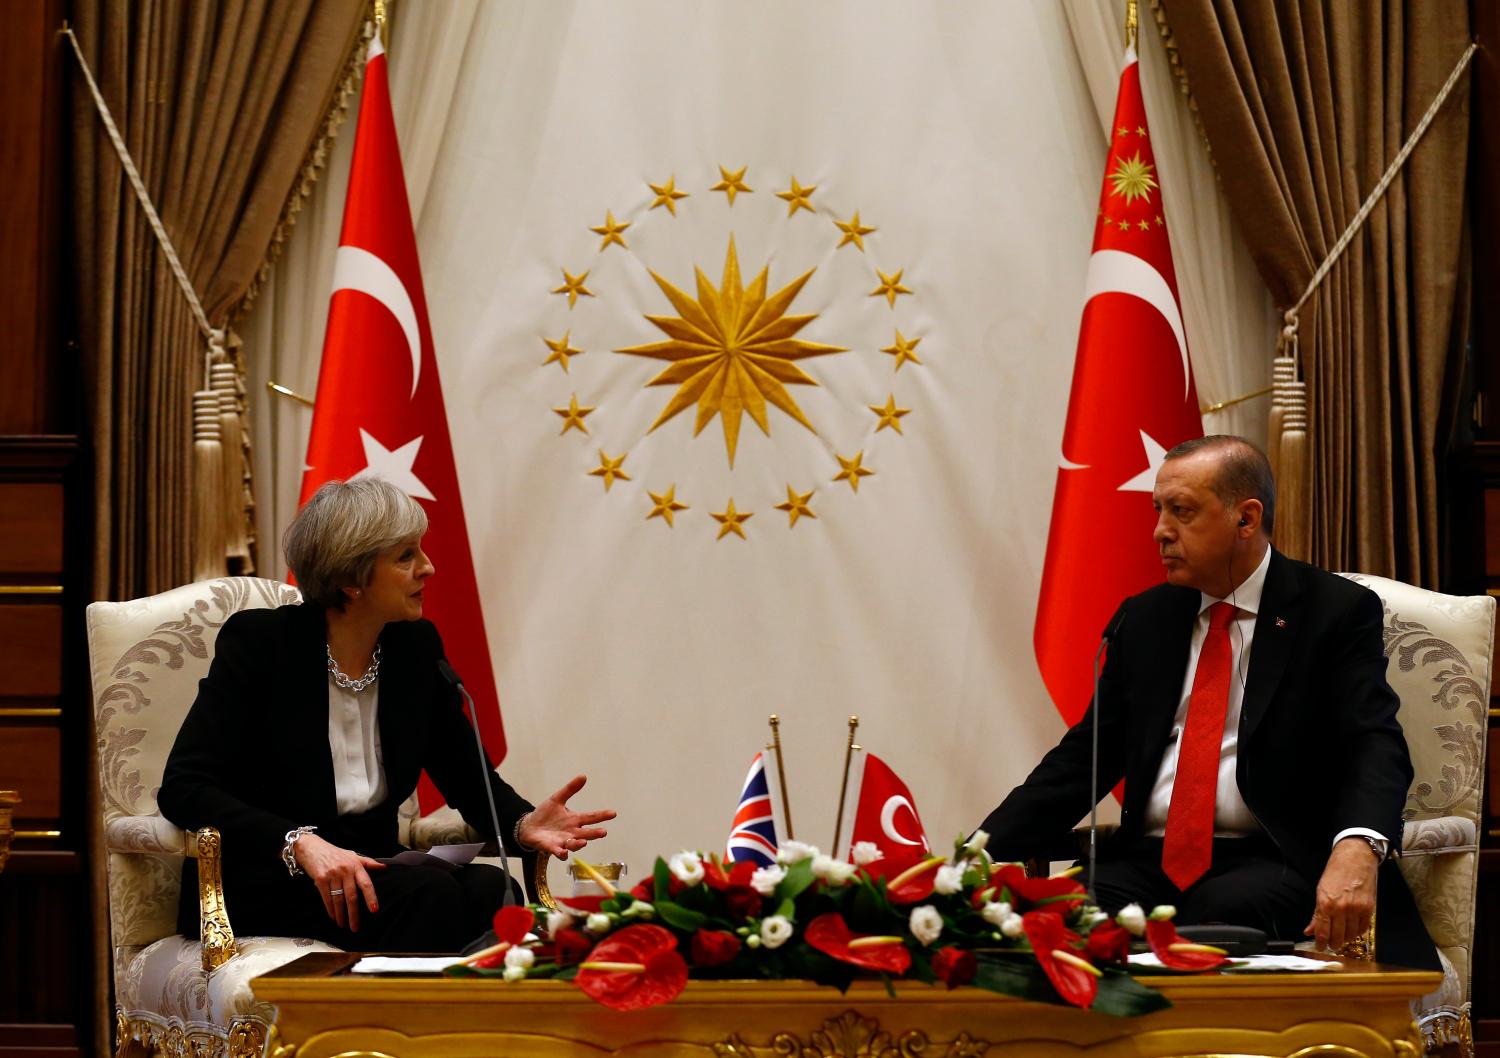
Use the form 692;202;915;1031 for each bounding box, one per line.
327;643;381;692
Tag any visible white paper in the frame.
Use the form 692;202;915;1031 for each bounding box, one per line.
351;956;465;974
377;842;485;870
1129;952;1340;972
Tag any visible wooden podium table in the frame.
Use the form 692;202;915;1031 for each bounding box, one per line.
253;952;1440;1058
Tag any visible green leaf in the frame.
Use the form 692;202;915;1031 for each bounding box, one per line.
972;956;1056;1004
778;858;816;901
1089;971;1172;1016
654;858;672;901
654;900;707;932
774;897;795;921
554;965;579;982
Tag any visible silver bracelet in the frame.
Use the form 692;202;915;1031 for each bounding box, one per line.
512;812;533;852
281;825;317;876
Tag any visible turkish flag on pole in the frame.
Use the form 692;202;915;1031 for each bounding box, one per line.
845;752;931;862
300;35;506;806
1035;46;1204;728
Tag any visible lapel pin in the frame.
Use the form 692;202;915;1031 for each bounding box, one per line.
1274;617;1287;629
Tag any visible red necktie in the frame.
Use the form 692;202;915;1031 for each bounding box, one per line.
1161;601;1237;890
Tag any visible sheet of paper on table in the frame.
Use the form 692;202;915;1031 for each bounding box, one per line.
376;842;485;870
1129;952;1341;972
351;956;466;974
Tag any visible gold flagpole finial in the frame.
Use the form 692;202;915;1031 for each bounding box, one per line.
372;0;389;48
831;715;860;856
1125;0;1138;49
768;715;794;841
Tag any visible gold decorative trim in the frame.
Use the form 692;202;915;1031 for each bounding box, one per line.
716;1010;988;1058
0;585;63;594
0;708;62;717
534;853;557;911
1334;909;1376;962
1145;0;1216;172
13;829;61;839
1202;385;1273;416
195;826;239;972
267;380;315;407
0;791;16;873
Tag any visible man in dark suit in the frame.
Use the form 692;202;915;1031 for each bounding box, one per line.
979;435;1437;969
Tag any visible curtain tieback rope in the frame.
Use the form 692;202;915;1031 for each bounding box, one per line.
63;23;226;382
1279;42;1477;368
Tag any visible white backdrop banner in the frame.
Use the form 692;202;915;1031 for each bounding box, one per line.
245;1;1273;877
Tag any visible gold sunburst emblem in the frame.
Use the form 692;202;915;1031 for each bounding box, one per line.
1107;151;1157;205
615;235;847;467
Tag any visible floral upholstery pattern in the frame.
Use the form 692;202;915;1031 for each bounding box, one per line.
1338;573;1494;1051
117;934;339;1027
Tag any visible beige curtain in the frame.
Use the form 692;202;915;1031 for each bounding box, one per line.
1161;0;1471;585
71;0;368;600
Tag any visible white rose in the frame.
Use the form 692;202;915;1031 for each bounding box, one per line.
503;965;527;982
760;914;794;949
669;850;705;886
1150;904;1177;922
546;910;575;935
750;864;786;895
504;945;535;970
622;900;655;920
851;841;884;866
981;900;1012;927
908;905;943;946
1116;903;1146;936
812;854;857;885
585;913;612;935
964;829;990;855
933;865;964;895
776;840;819;865
1000;913;1025;940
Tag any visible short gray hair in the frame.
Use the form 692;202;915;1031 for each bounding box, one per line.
283;479;429;609
1163;434;1276;535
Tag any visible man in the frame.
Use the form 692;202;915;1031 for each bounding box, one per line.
979;435;1437;969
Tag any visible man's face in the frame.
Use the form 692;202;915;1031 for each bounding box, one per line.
1152;451;1241;593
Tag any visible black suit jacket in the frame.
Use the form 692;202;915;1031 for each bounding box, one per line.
159;602;533;937
980;550;1436;968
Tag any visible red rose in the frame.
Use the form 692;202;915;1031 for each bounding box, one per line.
551;927;595;965
689;928;742;967
930;946;978;989
1084;920;1131;965
723;887;763;922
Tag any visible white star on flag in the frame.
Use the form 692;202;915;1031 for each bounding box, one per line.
350;428;435;500
1116;428;1169;493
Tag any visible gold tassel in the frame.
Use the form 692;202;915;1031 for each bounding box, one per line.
1276;383;1310;561
192;391;226;582
210;362;250;572
1267;356;1296;482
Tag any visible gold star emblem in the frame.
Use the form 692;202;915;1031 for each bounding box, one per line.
543;331;584;372
833;451;873;493
1154;214;1164;227
869;394;910;434
590;210;631;252
1136;125;1148;137
553;268;594;308
833;210;876;251
588;449;630;491
775;176;817;217
1137;219;1151;232
648;175;689;216
615;236;847;467
870;268;912;308
773;485;816;527
710;165;752;205
646;485;688;527
552;393;595;434
1100;215;1113;227
711;498;752;540
880;329;923;371
1107;152;1158;205
1117;126;1130;137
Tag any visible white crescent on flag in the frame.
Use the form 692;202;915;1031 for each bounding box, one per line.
331;245;423;399
1081;248;1189;400
879;795;923;847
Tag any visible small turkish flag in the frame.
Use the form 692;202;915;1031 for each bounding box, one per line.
846;752;930;862
1035;46;1204;729
300;35;506;806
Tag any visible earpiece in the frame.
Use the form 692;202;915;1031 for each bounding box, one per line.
1239;517;1248;527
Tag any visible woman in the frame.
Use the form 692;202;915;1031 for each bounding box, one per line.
159;478;614;952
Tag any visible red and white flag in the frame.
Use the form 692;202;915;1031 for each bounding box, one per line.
1035;46;1204;728
845;752;930;863
300;35;506;805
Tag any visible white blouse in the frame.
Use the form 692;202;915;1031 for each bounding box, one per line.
327;677;387;815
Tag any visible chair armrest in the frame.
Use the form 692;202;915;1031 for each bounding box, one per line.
1401;816;1477;857
103;816;238;972
408;806;480;850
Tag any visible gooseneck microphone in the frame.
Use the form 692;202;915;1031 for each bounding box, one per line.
437;658;514;907
1087;602;1130;902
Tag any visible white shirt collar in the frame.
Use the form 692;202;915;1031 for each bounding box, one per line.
1198;544;1272;617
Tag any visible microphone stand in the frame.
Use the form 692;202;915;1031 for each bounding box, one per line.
444;663;514;907
1088;635;1105;903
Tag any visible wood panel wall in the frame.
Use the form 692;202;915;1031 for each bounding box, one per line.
0;0;93;1055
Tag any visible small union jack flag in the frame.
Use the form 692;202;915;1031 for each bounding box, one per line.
725;752;779;867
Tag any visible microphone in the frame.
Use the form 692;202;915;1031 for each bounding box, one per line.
1087;601;1129;902
438;659;514;907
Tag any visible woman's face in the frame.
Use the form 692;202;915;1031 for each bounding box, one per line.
355;536;434;623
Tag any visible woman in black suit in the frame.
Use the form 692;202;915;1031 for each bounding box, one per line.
159;478;614;952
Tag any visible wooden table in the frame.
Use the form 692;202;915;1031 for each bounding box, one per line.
253;952;1440;1058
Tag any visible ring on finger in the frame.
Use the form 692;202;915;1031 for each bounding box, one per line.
330;887;344;897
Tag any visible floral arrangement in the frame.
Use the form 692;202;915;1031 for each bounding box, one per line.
447;831;1228;1013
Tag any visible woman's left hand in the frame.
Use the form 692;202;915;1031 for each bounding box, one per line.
517;774;616;859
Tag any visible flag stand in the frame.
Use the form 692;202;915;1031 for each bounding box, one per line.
767;715;794;841
830;715;860;856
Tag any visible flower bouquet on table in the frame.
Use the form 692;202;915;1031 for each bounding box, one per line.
446;831;1228;1013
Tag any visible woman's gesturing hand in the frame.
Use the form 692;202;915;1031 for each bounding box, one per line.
517;774;617;859
294;832;386;931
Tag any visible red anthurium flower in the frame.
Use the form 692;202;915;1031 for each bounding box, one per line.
630;879;655;901
862;853;945;905
987;864;1088;909
1022;910;1099;1009
557;894;608;914
1144;918;1229;970
545;927;595;966
1085;920;1131;965
690;928;742;967
576;924;689;1010
930;946;978;989
703;857;757;891
804;913;913;975
493;905;535;946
